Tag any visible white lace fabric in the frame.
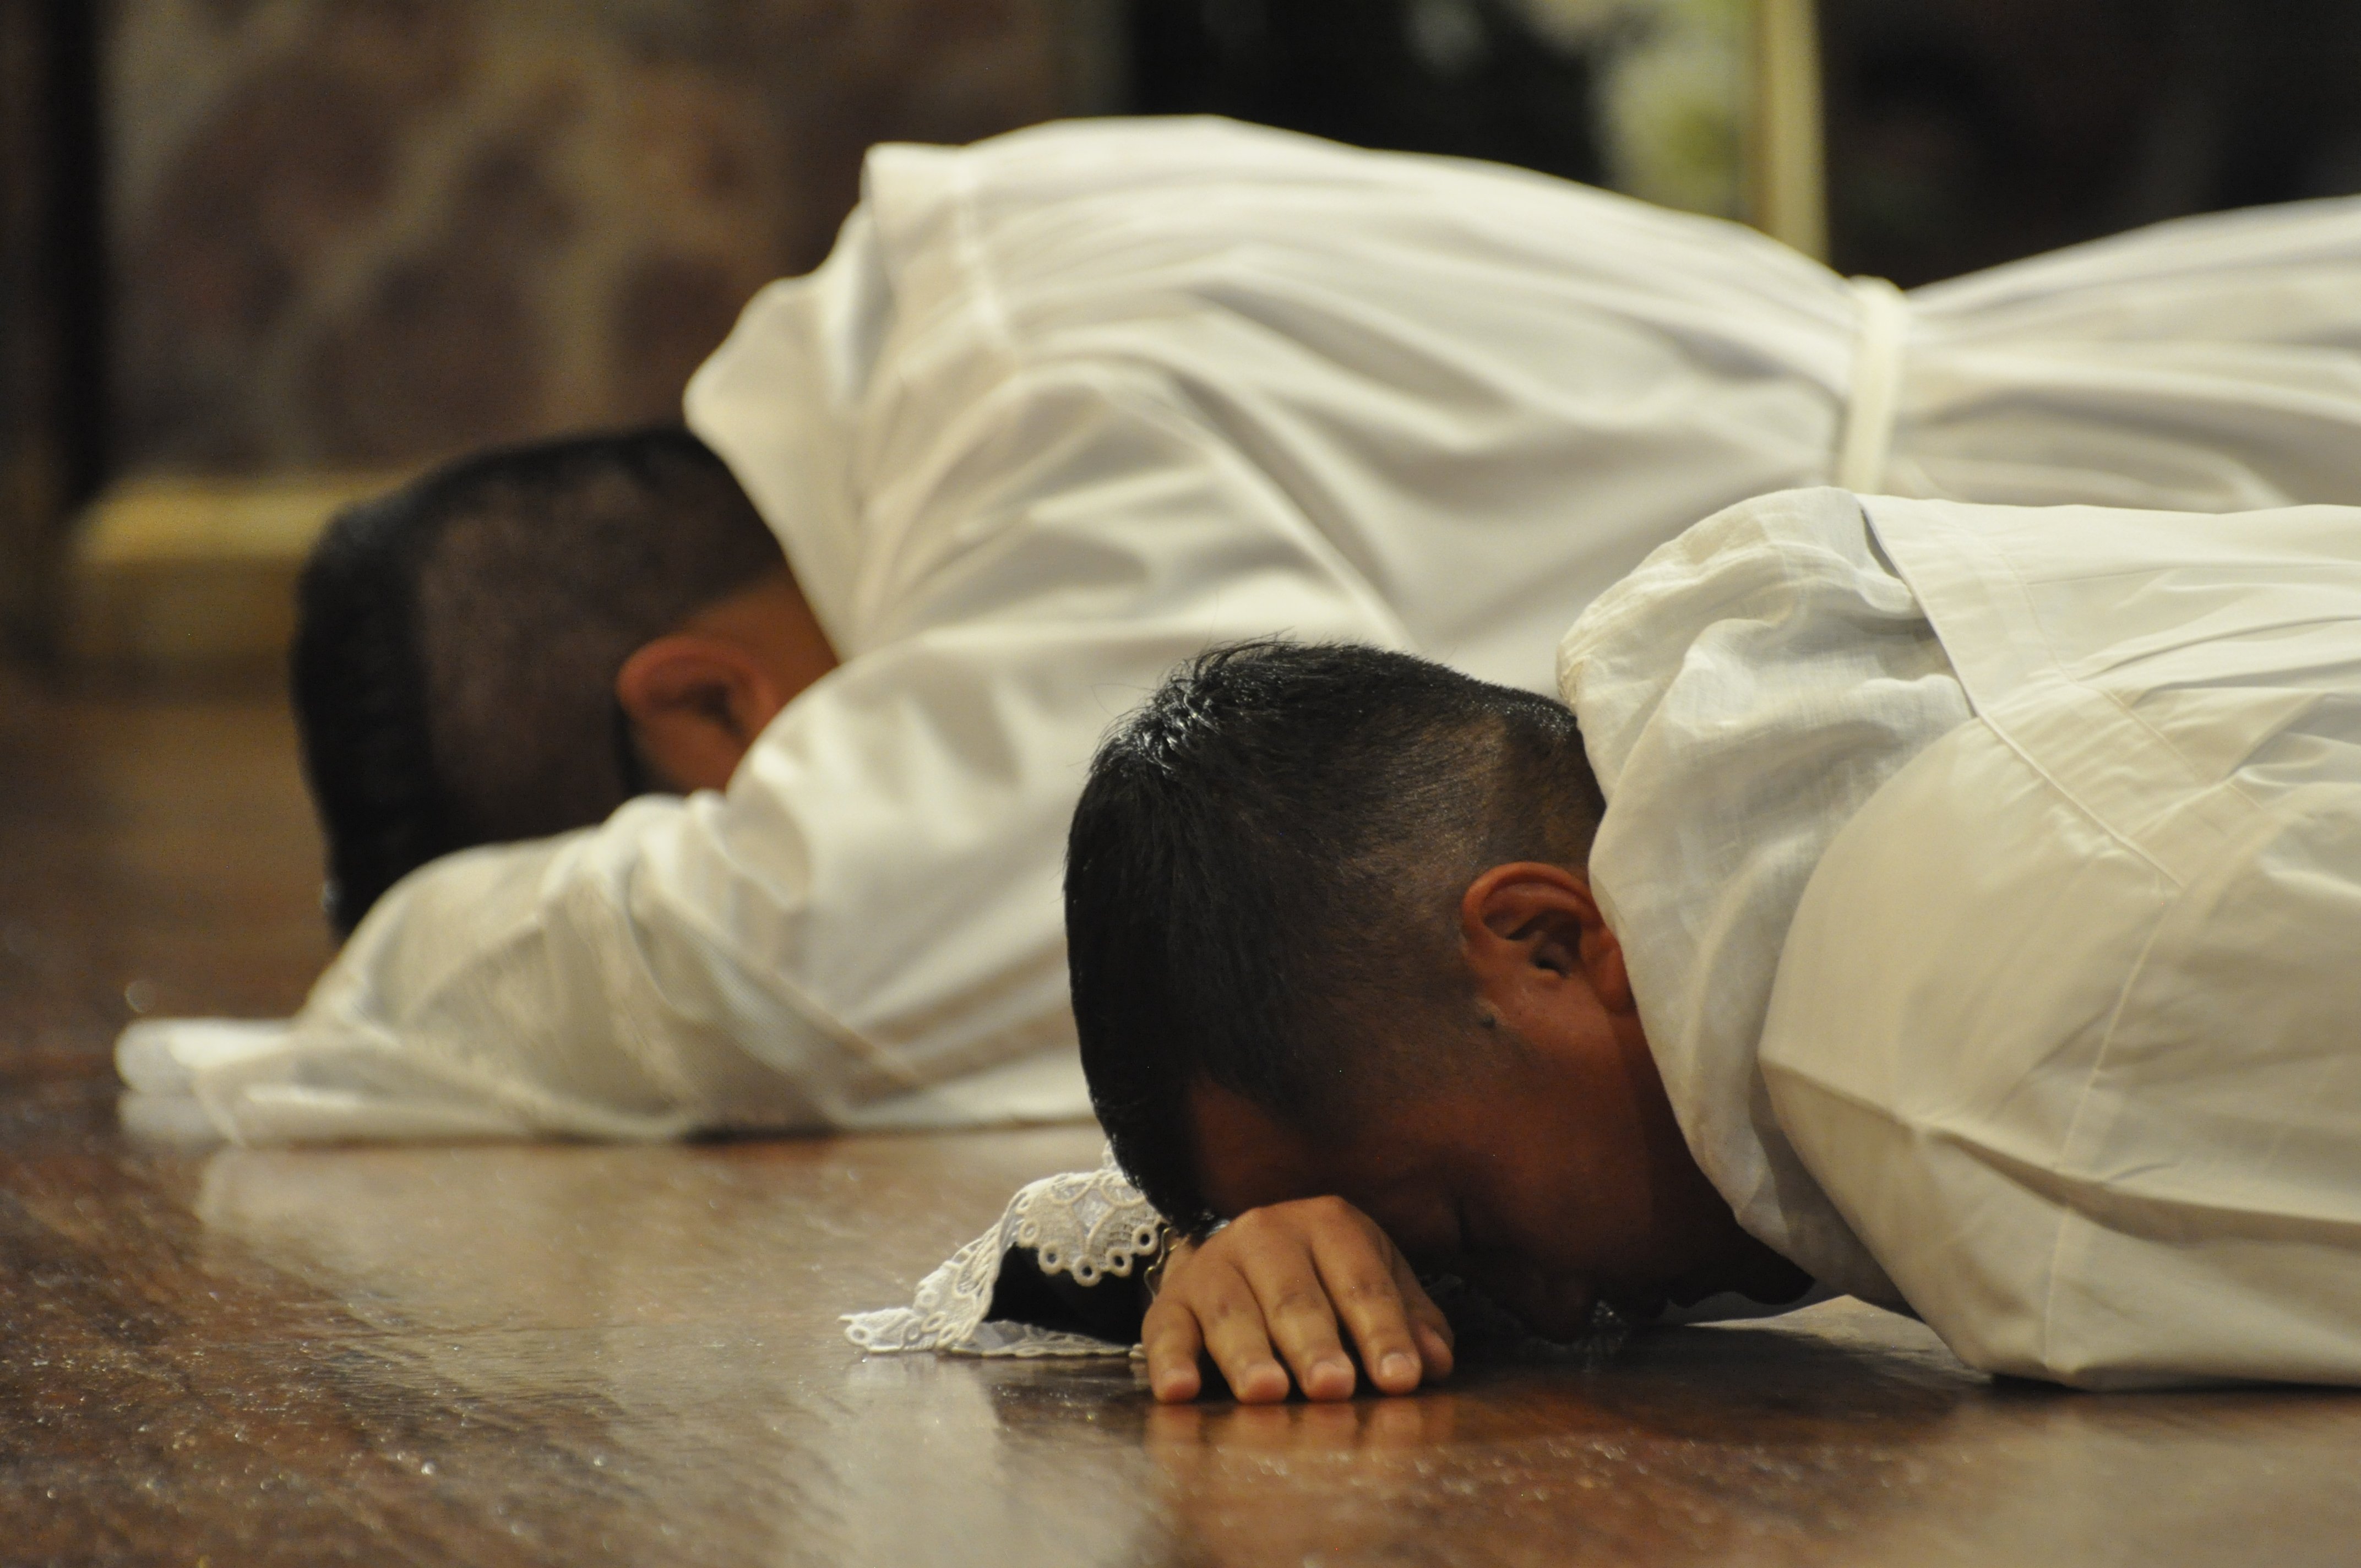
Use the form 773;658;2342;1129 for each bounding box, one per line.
844;1159;1165;1358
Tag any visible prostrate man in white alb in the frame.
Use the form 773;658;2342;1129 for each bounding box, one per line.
119;116;2361;1145
1064;487;2361;1397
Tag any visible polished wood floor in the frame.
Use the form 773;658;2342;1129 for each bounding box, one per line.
5;669;2360;1567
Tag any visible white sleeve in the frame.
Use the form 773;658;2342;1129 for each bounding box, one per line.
142;362;1413;1146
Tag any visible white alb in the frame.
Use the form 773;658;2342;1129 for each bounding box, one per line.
1568;486;2361;1387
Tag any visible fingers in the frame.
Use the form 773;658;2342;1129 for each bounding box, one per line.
1393;1248;1457;1385
1307;1212;1455;1395
1141;1297;1205;1404
1149;1250;1293;1404
1139;1197;1457;1404
1235;1224;1358;1402
1415;1316;1455;1377
1144;1238;1204;1403
1209;1237;1322;1407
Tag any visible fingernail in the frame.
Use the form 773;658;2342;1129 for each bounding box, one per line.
1380;1352;1417;1384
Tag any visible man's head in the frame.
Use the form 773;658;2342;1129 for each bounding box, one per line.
1069;641;1789;1332
293;427;836;933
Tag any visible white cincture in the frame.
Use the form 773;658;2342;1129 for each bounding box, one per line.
843;1155;1165;1358
1835;275;1909;494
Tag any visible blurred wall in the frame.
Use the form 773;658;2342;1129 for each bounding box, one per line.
1;4;106;651
1129;0;1754;221
108;0;1094;475
91;0;2361;477
1822;0;2361;285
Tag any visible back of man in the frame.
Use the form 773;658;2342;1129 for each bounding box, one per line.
688;115;1858;693
128;116;2361;1146
1566;486;2361;1386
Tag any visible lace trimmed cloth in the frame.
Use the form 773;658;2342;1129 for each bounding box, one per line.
842;1157;1841;1360
844;1158;1166;1358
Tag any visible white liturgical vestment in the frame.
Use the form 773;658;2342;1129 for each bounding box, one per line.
119;117;2361;1144
1566;486;2361;1387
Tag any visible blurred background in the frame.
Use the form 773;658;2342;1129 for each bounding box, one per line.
2;0;2359;1073
9;0;2361;674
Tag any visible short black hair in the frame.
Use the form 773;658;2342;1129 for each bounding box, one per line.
292;427;787;934
1065;640;1606;1234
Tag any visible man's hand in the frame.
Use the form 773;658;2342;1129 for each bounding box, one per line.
1144;1196;1455;1403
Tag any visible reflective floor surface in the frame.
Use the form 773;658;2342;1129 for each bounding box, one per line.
6;672;2360;1567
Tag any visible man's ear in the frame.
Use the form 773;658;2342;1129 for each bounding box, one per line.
1459;862;1634;1018
613;634;791;794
